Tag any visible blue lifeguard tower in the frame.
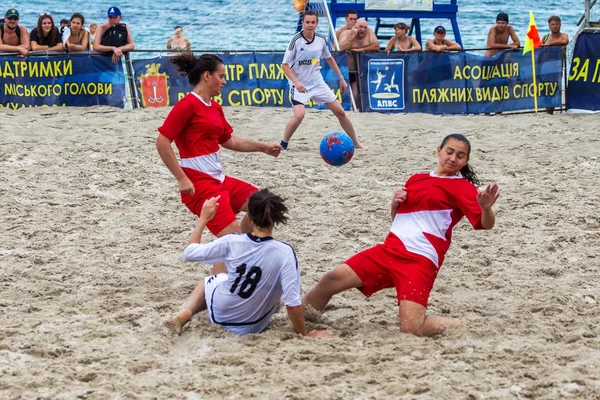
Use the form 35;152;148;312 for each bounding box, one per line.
298;0;463;49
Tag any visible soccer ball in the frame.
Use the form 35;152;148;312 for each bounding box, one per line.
319;132;355;166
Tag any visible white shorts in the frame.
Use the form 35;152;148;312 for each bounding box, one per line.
290;81;338;106
204;273;228;325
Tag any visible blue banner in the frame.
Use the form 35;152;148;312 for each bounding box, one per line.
360;48;563;114
566;32;600;112
132;52;351;110
0;54;126;109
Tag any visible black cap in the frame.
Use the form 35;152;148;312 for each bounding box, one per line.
496;12;509;23
434;25;446;34
5;9;19;18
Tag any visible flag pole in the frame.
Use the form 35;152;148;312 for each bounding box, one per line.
531;46;538;112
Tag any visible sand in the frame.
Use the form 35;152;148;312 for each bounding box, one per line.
0;106;599;399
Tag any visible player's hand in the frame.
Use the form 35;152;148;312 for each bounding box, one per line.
340;79;348;94
200;196;220;223
264;144;283;157
307;329;334;338
477;184;500;209
295;82;307;93
178;176;195;195
391;186;408;207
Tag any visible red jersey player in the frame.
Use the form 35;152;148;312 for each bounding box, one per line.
156;54;282;258
305;134;500;337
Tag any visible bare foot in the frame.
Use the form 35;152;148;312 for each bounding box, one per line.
356;142;367;150
169;309;192;336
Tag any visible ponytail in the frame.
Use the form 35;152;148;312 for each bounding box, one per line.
247;189;288;229
439;133;480;186
170;53;223;86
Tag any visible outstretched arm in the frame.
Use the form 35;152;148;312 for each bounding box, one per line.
477;184;500;229
286;305;333;337
221;135;282;157
186;196;220;246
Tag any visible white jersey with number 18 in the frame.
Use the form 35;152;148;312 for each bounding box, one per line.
184;233;301;335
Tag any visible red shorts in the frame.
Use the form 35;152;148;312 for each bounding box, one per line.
181;176;258;235
345;244;438;307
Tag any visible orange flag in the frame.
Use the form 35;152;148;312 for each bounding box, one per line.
523;12;542;54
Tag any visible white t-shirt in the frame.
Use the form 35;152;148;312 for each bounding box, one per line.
184;233;301;335
282;31;332;90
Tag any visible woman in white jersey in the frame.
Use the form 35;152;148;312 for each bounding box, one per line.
170;189;332;337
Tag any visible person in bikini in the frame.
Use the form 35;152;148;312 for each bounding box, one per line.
385;22;421;52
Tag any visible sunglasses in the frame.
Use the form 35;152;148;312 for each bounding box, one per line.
39;13;52;17
7;16;19;21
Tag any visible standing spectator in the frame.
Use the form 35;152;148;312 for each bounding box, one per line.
93;6;135;63
166;26;191;52
484;13;520;57
63;13;89;52
385;22;421;52
30;13;63;52
426;26;461;52
335;10;358;41
542;16;569;115
0;9;30;56
89;22;97;49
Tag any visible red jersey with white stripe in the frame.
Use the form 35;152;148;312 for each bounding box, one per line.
384;172;484;269
158;93;232;182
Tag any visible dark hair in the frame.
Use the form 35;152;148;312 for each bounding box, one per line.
247;189;288;229
394;22;409;31
346;10;358;17
70;12;84;25
496;12;509;23
548;15;561;24
36;14;58;45
60;19;69;25
174;25;182;30
170;53;223;86
302;10;318;22
439;134;480;186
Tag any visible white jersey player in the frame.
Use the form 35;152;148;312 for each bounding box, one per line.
280;10;365;151
170;189;332;338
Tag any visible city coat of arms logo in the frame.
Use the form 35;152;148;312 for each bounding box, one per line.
138;63;170;108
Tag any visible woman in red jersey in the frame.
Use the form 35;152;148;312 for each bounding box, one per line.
305;133;500;337
156;54;282;243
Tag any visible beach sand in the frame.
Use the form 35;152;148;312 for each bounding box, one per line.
1;106;599;399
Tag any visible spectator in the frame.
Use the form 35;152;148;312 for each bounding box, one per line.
426;26;461;52
59;19;69;35
542;15;568;47
166;26;191;52
339;18;380;110
63;13;89;52
335;10;358;41
484;13;520;57
89;22;97;49
0;9;29;56
385;22;421;52
30;13;63;52
542;16;569;115
93;6;135;63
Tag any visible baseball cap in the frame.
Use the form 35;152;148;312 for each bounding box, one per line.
5;9;19;18
434;25;446;34
496;12;509;23
107;6;121;17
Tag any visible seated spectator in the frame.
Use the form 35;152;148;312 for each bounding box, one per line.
426;26;461;52
166;26;191;52
89;22;97;49
385;22;421;52
0;9;30;56
484;13;520;57
63;13;89;52
93;6;135;63
30;13;63;51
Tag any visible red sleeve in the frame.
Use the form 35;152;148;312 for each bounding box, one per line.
216;103;233;144
459;182;485;230
158;97;194;141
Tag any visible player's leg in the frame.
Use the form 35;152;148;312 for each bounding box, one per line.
223;176;257;235
398;300;462;337
325;100;365;149
282;103;306;149
170;281;207;335
304;263;364;311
